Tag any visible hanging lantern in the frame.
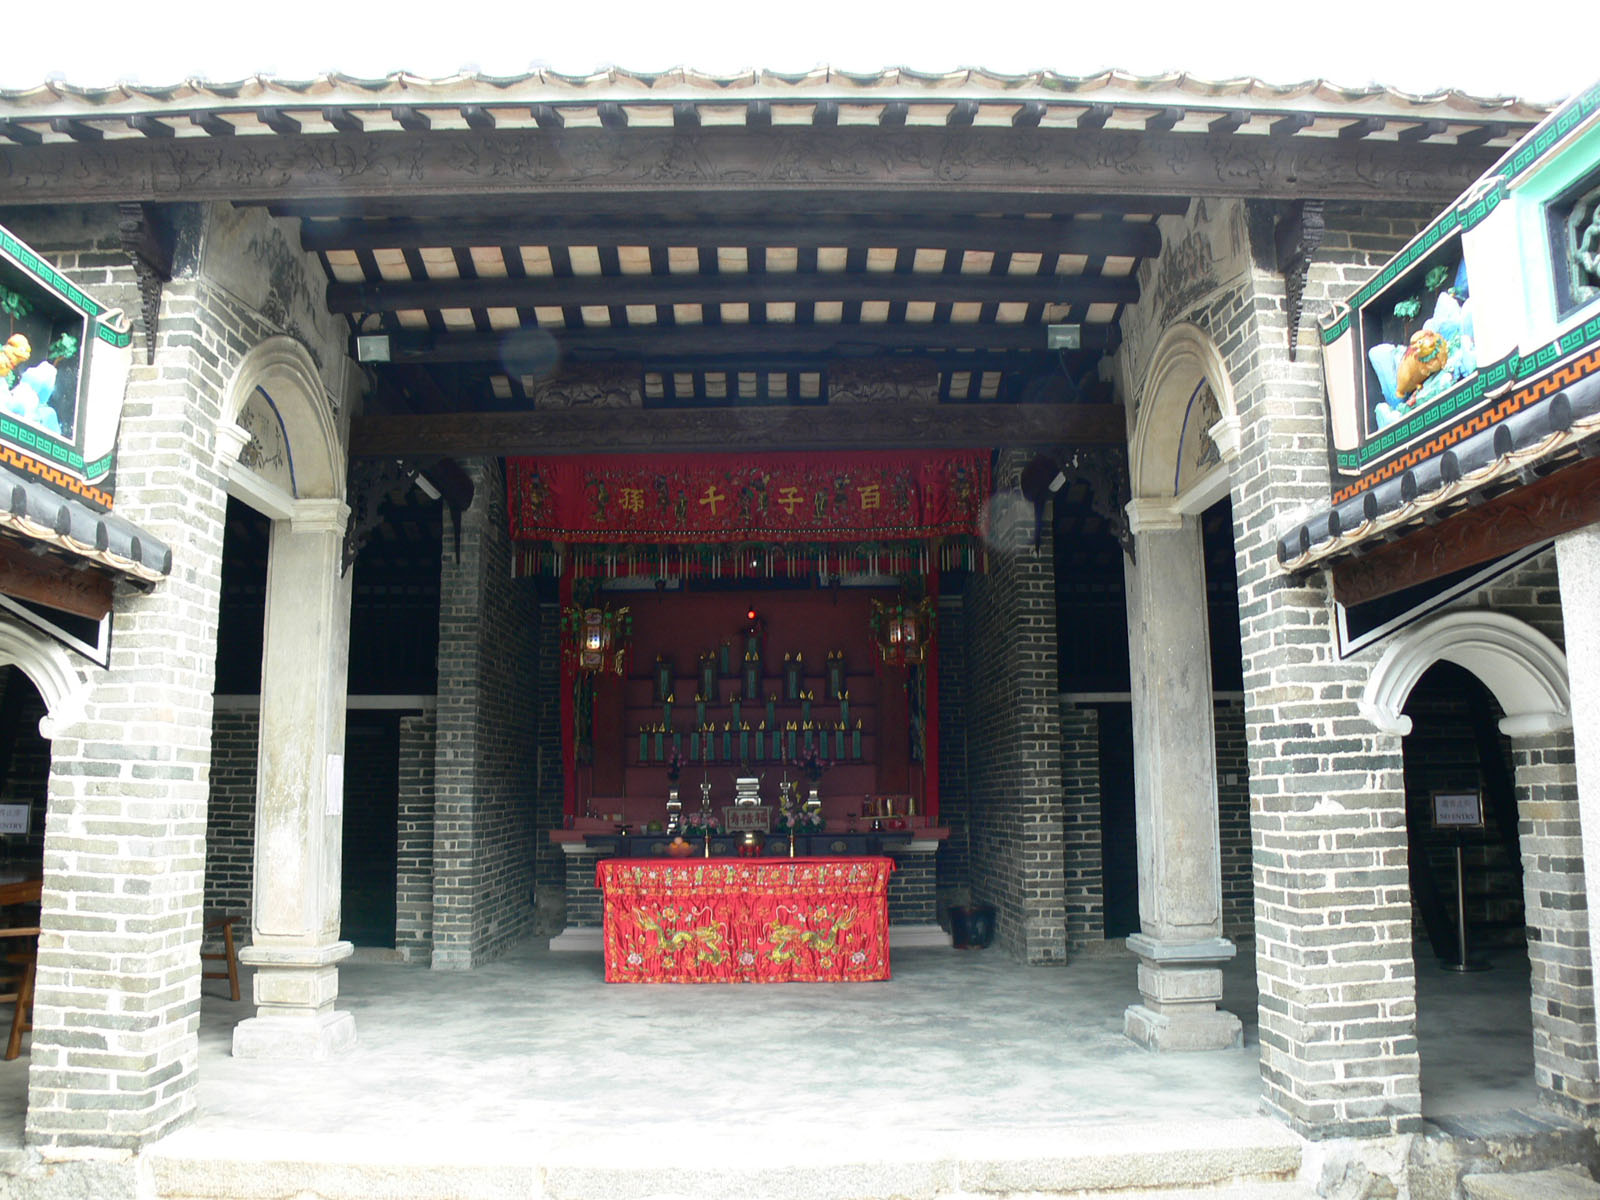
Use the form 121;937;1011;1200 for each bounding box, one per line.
870;596;936;667
563;604;632;674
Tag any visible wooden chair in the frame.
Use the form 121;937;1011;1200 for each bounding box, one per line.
0;922;39;1060
201;913;242;1002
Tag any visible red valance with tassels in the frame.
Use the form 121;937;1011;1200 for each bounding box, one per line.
507;451;989;576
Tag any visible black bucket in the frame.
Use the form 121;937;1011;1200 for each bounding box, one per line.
948;905;974;949
948;903;997;949
968;903;997;949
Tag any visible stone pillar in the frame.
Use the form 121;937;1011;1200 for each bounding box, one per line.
1122;507;1240;1050
1510;729;1600;1116
232;500;356;1059
1557;525;1600;992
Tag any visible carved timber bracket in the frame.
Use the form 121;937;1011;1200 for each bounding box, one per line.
341;454;474;574
117;203;174;365
1065;445;1134;560
1029;444;1134;560
1274;199;1325;361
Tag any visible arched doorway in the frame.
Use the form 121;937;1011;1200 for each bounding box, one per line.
1118;321;1246;1050
1363;611;1596;1115
214;337;357;1059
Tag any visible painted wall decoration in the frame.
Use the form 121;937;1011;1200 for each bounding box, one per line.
0;223;134;509
1319;81;1600;506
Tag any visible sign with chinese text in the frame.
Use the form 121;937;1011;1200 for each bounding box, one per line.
1432;790;1484;830
508;451;989;546
0;222;134;510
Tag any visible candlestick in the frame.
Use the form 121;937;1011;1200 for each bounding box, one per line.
840;691;849;725
767;695;777;727
719;640;731;676
739;726;749;760
800;691;811;725
835;723;846;758
731;696;741;728
786;724;797;759
722;723;732;760
689;731;699;760
653;727;664;760
852;720;862;758
638;727;648;761
695;695;706;726
771;728;782;758
663;695;673;728
755;721;765;761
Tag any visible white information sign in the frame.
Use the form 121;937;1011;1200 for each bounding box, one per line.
1432;790;1484;829
0;804;28;835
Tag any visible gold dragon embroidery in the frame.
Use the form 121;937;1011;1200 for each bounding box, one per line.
635;909;726;964
768;908;858;963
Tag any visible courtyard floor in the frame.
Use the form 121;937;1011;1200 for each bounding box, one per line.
0;936;1547;1192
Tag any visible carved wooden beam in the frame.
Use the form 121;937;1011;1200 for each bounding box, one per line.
299;213;1164;259
1331;455;1600;608
375;321;1117;364
116;202;174;365
0;536;113;620
0;127;1499;208
329;270;1139;314
349;401;1126;458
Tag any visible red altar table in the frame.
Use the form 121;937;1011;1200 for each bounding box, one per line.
596;856;894;983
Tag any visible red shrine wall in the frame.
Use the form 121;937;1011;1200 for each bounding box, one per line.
578;586;926;828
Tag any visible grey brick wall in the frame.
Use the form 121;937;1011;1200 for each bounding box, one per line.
887;849;937;923
204;709;257;926
1060;701;1103;947
963;450;1066;964
1215;699;1253;942
433;458;542;967
396;712;436;963
1510;731;1599;1116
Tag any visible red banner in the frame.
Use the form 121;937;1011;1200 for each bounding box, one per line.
508;451;989;545
597;856;893;983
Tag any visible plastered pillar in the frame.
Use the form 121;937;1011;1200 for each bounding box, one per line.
1122;502;1241;1050
233;499;357;1059
1557;523;1600;1000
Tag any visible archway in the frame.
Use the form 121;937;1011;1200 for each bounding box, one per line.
1118;322;1248;1049
213;335;357;1060
1361;610;1595;1115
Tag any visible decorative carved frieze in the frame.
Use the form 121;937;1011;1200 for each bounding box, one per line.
827;358;939;404
530;364;642;409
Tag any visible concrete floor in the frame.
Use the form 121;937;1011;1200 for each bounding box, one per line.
0;938;1541;1156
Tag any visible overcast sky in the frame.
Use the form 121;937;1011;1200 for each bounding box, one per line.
3;0;1588;105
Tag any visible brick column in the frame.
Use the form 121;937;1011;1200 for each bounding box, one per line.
1557;525;1600;992
1510;730;1599;1116
26;280;228;1148
1060;702;1103;947
1123;511;1239;1050
433;459;540;968
963;450;1065;963
1227;228;1420;1135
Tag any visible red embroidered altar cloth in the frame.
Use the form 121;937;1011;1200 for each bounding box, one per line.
596;856;894;983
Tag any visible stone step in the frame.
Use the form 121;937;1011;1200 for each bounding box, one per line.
1462;1164;1600;1200
147;1115;1306;1200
